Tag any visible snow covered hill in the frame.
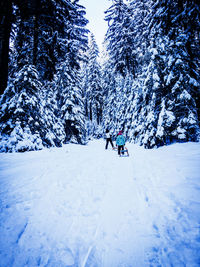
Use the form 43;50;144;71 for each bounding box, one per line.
0;140;200;267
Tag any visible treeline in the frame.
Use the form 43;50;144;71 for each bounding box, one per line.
0;0;92;152
0;0;199;152
102;0;200;148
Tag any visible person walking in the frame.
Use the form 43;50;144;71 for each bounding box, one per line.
116;130;126;156
105;129;114;149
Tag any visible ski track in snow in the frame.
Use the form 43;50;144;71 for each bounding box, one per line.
0;140;200;267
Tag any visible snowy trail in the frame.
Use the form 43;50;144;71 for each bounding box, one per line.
0;140;200;266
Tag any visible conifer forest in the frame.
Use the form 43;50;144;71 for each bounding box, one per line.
0;0;200;152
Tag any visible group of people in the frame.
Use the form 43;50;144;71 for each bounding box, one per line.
105;129;126;156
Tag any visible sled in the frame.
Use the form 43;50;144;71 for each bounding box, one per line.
120;147;129;157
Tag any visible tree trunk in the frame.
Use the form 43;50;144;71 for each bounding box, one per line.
33;0;40;66
0;0;12;95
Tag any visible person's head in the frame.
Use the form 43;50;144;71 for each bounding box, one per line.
117;130;123;135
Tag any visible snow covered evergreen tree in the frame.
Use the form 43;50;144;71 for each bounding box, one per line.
56;61;86;144
100;46;116;132
102;0;135;136
40;81;66;147
82;33;103;138
0;65;51;152
104;0;137;77
54;0;88;144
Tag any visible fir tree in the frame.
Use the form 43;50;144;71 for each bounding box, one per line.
82;33;103;139
86;34;103;124
40;81;66;147
54;0;88;144
0;65;47;152
56;61;86;144
104;0;136;77
102;56;118;133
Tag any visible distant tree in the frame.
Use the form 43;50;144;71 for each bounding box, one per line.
84;33;103;124
101;56;117;132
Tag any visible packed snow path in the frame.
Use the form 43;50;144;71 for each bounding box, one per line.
0;140;200;267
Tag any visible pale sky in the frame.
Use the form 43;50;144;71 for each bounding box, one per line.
79;0;111;51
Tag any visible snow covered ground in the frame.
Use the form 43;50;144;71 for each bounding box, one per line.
0;140;200;267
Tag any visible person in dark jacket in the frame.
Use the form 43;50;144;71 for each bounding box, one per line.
105;129;114;149
116;130;126;155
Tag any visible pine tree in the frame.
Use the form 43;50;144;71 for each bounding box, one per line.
0;65;47;152
101;55;117;133
104;0;136;77
56;61;86;144
85;33;103;124
40;81;66;147
81;33;104;139
53;0;88;144
0;0;12;94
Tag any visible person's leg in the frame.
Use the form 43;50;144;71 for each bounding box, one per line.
118;145;123;155
105;139;109;149
121;145;124;155
110;139;114;148
107;138;111;148
118;145;121;155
